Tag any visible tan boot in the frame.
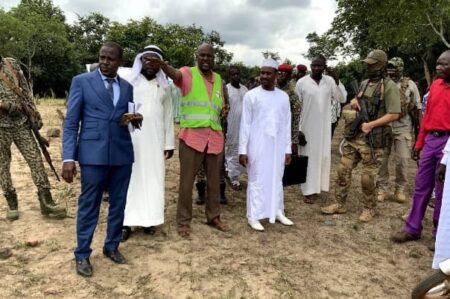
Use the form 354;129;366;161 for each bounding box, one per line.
394;190;406;203
359;209;376;222
377;191;387;202
321;203;347;215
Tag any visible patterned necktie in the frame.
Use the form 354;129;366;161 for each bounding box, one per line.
106;78;115;102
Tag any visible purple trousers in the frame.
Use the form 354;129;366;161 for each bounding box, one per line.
404;134;449;237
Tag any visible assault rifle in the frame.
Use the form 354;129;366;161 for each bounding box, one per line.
349;80;375;159
21;100;60;181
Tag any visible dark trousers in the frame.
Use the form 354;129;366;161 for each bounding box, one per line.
177;140;222;226
74;164;132;260
331;121;338;138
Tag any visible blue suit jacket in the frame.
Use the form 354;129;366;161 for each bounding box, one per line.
63;70;134;165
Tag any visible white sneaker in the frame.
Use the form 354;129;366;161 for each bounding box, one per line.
276;214;294;226
248;219;264;231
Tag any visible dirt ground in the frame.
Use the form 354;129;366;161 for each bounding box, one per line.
0;102;439;299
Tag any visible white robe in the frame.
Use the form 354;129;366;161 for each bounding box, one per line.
239;86;291;223
433;139;450;268
225;83;248;180
122;74;175;227
296;75;344;196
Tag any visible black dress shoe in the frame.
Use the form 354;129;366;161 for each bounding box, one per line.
121;226;131;242
76;258;93;277
103;248;126;264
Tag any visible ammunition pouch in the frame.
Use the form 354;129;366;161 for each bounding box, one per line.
343;108;359;140
369;125;392;148
344;115;363;140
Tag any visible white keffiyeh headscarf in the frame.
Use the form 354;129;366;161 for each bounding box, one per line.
129;45;168;88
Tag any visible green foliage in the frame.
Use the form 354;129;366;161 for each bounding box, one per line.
0;0;80;96
0;2;233;97
305;32;340;61
262;51;280;60
215;62;260;85
69;13;111;64
306;0;450;87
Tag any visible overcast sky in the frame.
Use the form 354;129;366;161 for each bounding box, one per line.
2;0;338;66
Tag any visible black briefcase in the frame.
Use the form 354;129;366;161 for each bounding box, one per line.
282;155;308;186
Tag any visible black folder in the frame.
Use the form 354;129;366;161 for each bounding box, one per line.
282;155;308;186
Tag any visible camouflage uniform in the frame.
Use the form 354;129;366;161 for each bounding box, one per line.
280;79;301;145
322;50;401;221
0;57;65;220
377;57;421;202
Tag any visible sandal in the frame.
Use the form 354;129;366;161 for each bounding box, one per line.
177;224;191;238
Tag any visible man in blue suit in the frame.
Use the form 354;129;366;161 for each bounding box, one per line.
62;42;140;277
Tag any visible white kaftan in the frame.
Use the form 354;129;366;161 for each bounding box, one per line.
433;139;450;268
122;73;175;227
296;75;344;196
225;83;248;181
239;86;291;223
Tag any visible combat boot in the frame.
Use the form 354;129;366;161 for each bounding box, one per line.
394;190;406;203
37;189;67;219
4;189;19;221
377;191;387;203
220;182;227;205
321;203;347;215
359;209;376;222
195;181;206;205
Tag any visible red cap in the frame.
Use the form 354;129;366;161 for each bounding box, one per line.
296;64;307;71
278;63;294;72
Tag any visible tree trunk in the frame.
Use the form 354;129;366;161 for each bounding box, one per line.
421;55;431;88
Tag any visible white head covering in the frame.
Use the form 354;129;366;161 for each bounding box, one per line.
261;58;279;70
129;45;168;88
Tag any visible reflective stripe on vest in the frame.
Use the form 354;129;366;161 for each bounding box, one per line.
179;100;222;112
179;113;220;123
179;67;223;131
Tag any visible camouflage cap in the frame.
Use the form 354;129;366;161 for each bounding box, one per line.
387;57;404;70
363;49;388;65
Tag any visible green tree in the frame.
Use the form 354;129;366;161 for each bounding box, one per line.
311;0;450;87
262;50;280;60
0;0;79;96
69;12;111;65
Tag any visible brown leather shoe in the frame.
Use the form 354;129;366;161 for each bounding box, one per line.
207;217;229;232
391;230;420;243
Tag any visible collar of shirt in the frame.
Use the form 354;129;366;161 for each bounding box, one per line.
98;69;119;84
97;69;120;106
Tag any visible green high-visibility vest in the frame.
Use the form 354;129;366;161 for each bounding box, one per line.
179;67;223;131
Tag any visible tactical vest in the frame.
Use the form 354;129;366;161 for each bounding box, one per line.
179;67;223;131
343;78;393;148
